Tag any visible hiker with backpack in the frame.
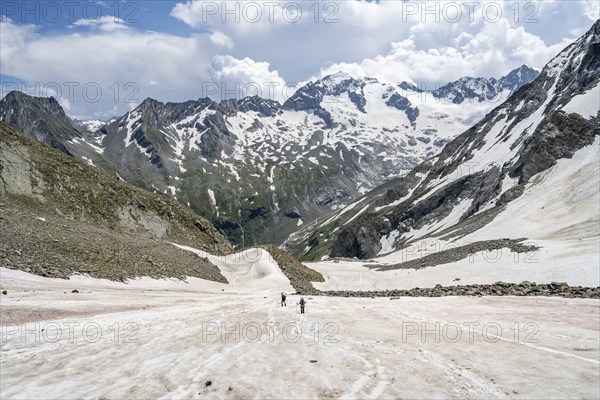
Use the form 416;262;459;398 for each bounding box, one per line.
299;296;306;314
281;292;287;307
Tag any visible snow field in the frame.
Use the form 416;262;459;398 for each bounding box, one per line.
1;268;598;399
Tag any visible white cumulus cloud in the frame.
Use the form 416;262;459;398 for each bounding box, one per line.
1;0;596;119
0;18;286;118
208;55;288;101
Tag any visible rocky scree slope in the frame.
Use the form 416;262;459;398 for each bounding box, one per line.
0;123;232;281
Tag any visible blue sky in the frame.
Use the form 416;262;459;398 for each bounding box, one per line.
0;1;192;34
1;0;598;119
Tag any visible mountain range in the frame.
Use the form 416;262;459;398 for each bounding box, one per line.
0;65;539;247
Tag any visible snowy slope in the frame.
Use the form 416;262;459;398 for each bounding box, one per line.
173;244;293;292
561;82;600;119
307;137;599;290
73;118;115;132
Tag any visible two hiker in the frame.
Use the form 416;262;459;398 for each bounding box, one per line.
280;292;306;314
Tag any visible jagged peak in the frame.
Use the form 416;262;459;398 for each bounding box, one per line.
237;95;281;107
516;64;538;72
139;97;163;108
1;91;67;117
315;71;364;92
500;64;539;82
322;71;353;83
3;90;27;100
3;90;60;105
397;81;423;92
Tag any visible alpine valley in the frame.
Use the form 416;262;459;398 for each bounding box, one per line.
1;9;599;400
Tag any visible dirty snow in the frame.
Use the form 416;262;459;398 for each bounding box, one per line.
172;245;293;292
0;266;598;399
